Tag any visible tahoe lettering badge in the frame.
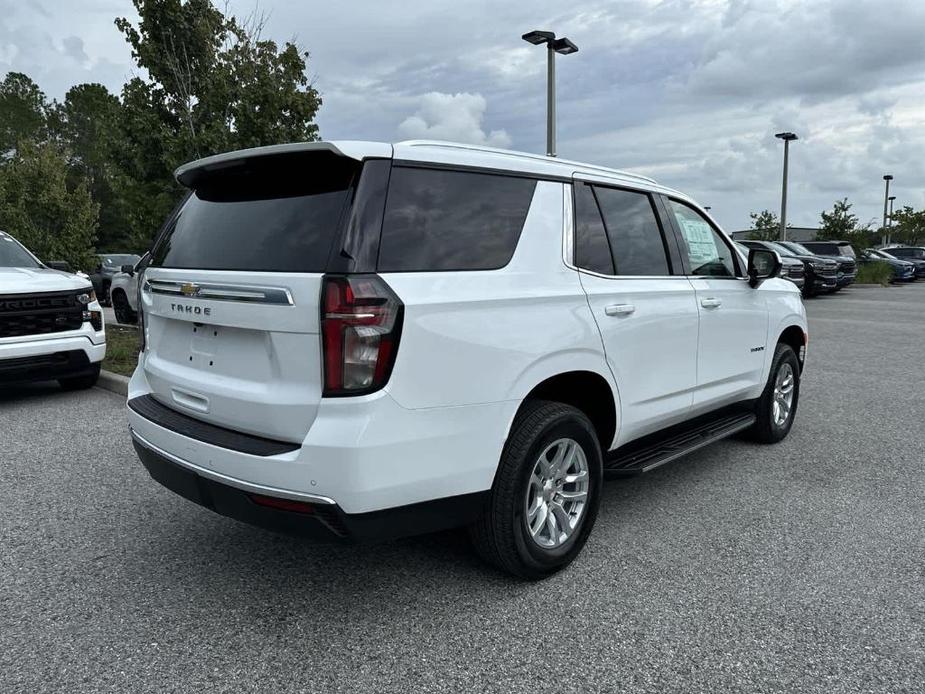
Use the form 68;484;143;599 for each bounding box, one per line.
171;303;211;316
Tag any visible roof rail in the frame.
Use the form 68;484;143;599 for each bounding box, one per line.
396;140;657;185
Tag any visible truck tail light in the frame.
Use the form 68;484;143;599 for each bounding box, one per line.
321;275;403;396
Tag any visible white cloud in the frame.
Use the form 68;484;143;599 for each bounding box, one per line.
398;92;511;148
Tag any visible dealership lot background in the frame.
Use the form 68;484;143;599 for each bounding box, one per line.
2;285;922;693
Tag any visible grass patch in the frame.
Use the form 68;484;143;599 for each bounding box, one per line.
856;261;893;287
103;325;140;377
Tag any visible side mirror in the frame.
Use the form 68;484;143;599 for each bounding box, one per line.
121;264;135;276
46;260;74;273
747;249;781;288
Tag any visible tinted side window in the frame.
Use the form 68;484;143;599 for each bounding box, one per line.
573;182;614;275
668;200;739;277
378;168;536;272
593;187;670;276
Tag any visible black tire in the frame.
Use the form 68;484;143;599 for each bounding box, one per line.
101;280;112;306
746;343;800;443
59;364;101;391
469;400;603;580
112;290;136;324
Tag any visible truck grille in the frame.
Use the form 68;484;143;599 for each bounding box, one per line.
0;291;85;338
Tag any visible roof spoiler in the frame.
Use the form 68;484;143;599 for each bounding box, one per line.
174;141;391;188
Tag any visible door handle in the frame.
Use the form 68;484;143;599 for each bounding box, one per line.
604;303;636;316
700;297;722;309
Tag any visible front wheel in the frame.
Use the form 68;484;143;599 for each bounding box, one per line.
469;401;603;580
746;343;800;443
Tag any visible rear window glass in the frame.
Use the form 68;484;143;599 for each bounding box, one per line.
596;187;671;276
377;167;536;272
151;153;357;272
574;182;615;275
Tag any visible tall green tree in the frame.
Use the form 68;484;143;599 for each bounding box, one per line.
818;198;857;240
0;141;99;269
890;206;925;246
112;0;322;247
748;209;780;241
0;72;48;155
49;83;133;251
818;198;875;251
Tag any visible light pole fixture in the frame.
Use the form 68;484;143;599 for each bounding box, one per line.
882;175;893;246
522;30;579;157
775;132;798;241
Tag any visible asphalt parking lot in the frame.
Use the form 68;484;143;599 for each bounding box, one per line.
2;285;924;693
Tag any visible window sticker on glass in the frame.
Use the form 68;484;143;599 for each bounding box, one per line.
679;218;717;263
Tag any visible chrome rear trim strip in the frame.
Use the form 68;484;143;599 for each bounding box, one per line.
144;279;293;305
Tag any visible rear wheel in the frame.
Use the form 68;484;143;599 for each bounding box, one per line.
746;343;800;443
469;400;602;580
59;364;101;391
112;290;136;324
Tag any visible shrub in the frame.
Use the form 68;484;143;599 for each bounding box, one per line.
856;261;893;287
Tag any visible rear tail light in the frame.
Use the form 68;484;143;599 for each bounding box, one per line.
321;275;403;396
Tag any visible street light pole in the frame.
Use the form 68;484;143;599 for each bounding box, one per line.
882;175;893;246
775;132;798;242
522;30;579;157
546;43;556;157
888;195;896;244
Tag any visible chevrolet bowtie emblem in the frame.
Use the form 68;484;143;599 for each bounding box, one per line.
180;282;201;297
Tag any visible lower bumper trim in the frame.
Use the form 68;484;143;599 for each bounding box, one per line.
0;349;95;384
132;433;490;542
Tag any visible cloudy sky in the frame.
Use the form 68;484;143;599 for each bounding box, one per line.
2;0;924;231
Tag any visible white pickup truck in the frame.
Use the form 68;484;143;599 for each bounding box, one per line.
0;230;106;389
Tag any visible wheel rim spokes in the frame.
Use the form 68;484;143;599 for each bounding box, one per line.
772;363;795;427
525;438;590;549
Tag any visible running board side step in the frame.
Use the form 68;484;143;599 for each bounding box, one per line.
604;410;757;476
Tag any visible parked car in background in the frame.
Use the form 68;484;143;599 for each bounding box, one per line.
0;230;106;389
801;240;856;259
125;139;807;579
735;242;804;291
880;246;925;278
89;253;141;306
739;240;837;296
109;253;148;324
789;241;857;289
860;249;917;282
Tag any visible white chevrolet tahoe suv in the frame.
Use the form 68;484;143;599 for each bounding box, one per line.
0;230;106;389
127;140;807;579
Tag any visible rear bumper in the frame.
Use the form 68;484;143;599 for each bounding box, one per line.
132;431;488;541
127;364;515;516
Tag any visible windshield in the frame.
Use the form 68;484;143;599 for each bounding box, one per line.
768;242;796;257
101;254;141;267
0;232;42;268
785;242;813;255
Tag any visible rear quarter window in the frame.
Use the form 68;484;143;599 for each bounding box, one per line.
377;167;536;272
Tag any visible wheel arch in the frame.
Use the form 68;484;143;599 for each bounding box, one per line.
510;368;619;454
777;323;807;371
